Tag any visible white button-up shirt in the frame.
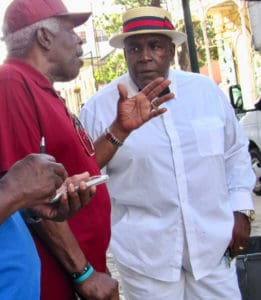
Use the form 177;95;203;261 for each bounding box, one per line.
80;70;255;281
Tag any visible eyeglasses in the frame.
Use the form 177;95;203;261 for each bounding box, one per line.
71;114;95;157
56;93;95;157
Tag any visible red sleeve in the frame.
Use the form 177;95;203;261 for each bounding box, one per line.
0;78;41;173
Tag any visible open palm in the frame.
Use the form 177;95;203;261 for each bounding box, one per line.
115;77;174;133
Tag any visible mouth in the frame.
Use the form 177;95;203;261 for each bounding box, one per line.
77;52;83;59
76;47;84;58
139;69;155;73
138;70;159;80
76;53;84;66
138;70;158;76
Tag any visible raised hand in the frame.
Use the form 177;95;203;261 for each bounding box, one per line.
114;77;174;134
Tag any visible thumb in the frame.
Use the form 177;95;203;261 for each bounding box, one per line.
117;83;128;102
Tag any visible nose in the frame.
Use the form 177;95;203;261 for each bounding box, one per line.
77;34;83;45
138;46;152;62
72;33;83;46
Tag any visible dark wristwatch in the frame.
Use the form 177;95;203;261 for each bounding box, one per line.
105;128;124;147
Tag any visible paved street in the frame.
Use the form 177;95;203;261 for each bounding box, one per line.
108;194;261;299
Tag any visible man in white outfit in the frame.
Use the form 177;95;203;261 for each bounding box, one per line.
80;6;256;300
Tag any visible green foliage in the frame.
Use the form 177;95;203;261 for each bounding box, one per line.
176;16;218;68
94;0;159;37
94;51;127;85
94;14;121;37
193;17;219;67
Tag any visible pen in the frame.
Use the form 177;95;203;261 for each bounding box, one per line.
40;137;46;154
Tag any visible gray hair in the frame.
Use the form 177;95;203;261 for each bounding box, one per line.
4;17;62;58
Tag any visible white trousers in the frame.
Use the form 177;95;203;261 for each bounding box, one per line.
116;257;241;300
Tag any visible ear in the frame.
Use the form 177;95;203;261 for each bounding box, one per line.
170;43;175;65
170;43;175;57
35;28;54;50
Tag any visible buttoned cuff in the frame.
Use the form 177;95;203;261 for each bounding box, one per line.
229;189;255;211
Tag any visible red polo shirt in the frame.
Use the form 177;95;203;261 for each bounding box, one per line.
0;58;111;299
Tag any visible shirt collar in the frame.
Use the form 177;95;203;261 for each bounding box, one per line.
5;57;56;95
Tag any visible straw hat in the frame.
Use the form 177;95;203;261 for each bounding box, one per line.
109;6;187;48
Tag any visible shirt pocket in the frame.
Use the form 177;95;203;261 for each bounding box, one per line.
191;117;224;156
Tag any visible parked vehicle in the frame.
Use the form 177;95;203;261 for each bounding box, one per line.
230;85;261;195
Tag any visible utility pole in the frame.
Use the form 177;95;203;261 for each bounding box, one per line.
181;0;199;73
151;0;161;6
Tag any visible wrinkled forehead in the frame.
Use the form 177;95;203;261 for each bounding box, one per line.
124;33;172;46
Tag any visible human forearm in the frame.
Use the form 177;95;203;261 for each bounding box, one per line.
94;122;129;168
0;187;21;224
32;158;121;298
0;168;29;224
30;220;87;273
31;219;120;299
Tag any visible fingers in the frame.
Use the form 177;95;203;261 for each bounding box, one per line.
141;77;164;94
36;153;68;185
150;93;174;114
141;77;171;99
61;181;95;215
52;161;68;182
148;93;174;119
118;77;173;104
150;100;159;111
153;92;175;106
66;183;83;212
231;237;249;257
65;172;90;185
140;78;174;118
39;183;94;222
149;107;168;118
77;181;96;206
59;172;91;197
38;153;56;162
36;154;68;191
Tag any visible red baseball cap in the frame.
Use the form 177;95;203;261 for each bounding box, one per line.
3;0;91;37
